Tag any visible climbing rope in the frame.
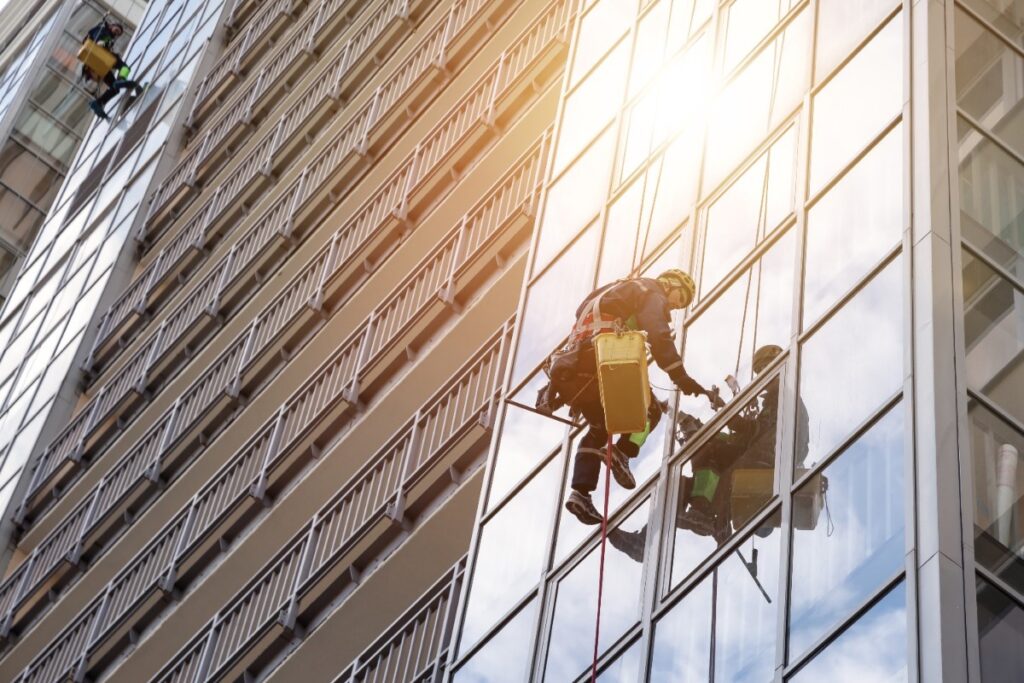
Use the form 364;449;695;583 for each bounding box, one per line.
591;436;614;682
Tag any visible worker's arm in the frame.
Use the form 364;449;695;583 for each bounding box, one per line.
635;291;704;396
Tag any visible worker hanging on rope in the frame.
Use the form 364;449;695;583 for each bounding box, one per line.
81;19;143;120
536;269;720;526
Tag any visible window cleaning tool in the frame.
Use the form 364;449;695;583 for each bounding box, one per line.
77;39;117;79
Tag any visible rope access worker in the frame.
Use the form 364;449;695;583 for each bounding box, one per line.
83;20;142;120
536;269;719;526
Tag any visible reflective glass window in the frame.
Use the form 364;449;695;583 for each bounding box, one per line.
804;123;903;327
723;0;799;75
630;130;702;263
573;0;634;89
958;117;1024;270
976;577;1024;683
961;0;1024;49
628;0;669;99
666;0;713;55
788;405;904;660
671;380;783;584
956;9;1024;160
798;257;903;468
0;186;44;250
487;396;566;511
0;140;62;208
656;512;782;682
810;13;902;193
596;638;641;682
14;104;79;167
704;8;810;190
460;457;561;652
454;598;537;683
514;222;600;386
788;581;907;681
534;128;614;273
29;68;91;135
815;0;898;79
700;125;797;299
544;502;650;681
682;230;796;423
961;249;1024;427
556;41;629;176
969;400;1024;597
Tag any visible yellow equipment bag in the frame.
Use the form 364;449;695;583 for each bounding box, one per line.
594;331;650;434
77;39;117;77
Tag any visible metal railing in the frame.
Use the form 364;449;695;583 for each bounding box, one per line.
2;130;548;650
17;322;510;683
333;558;465;683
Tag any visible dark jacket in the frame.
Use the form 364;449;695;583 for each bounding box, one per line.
574;277;690;388
86;23;119;50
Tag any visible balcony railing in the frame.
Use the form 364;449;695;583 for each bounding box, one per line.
2;132;546;649
24;2;564;538
94;0;518;375
16;322;510;683
333;558;464;683
224;0;295;46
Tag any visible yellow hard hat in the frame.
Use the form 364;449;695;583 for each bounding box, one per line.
657;269;696;307
752;344;783;374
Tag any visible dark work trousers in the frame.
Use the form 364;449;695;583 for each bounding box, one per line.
570;392;661;494
96;71;140;106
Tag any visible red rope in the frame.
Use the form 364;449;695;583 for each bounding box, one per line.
591;435;613;682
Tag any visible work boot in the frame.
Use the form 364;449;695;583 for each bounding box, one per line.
89;100;108;120
676;505;717;537
608;527;647;563
565;490;602;525
608;446;636;490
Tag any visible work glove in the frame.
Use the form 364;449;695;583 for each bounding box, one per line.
675;373;705;397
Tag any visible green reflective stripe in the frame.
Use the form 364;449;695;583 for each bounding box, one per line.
628;419;651;448
118;66;130;78
692;469;720;502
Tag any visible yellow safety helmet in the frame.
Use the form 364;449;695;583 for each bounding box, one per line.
656;269;696;308
752;344;783;374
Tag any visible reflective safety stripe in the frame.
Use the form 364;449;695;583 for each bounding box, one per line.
662;359;682;371
578;446;606;457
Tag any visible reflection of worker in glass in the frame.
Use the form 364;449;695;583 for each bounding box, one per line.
83;20;143;120
675;344;784;542
535;269;718;526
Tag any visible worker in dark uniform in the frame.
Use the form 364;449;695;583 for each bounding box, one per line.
83;20;142;120
536;269;718;525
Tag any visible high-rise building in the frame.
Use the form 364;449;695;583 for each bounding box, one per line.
0;0;147;304
0;0;1020;682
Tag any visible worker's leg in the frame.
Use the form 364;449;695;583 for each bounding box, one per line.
570;418;607;494
615;392;664;458
95;78;135;106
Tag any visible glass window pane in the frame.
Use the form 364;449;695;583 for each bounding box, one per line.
704;8;810;191
804;123;903;327
487;396;567;511
958;118;1024;270
460;457;561;652
961;250;1024;427
701;125;797;300
635;130;701;260
0;186;44;250
573;0;634;89
969;400;1024;597
671;378;783;584
453;598;537;683
14;104;79;168
596;637;641;682
627;0;668;99
0;141;61;207
815;0;898;79
534;128;615;273
543;502;650;681
514;222;600;387
961;0;1024;49
956;9;1024;160
798;256;903;468
976;577;1024;683
600;176;644;283
682;230;796;424
788;404;905;660
29;69;91;135
723;0;799;75
810;14;902;193
656;512;782;682
788;581;907;682
556;41;629;176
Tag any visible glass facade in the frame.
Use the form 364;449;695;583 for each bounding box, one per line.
0;0;219;527
454;0;918;679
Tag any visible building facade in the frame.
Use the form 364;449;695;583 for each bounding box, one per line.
0;0;1019;682
0;0;147;304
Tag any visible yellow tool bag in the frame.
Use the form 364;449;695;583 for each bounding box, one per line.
77;39;117;77
594;331;650;434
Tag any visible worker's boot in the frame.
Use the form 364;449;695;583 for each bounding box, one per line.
608;446;636;490
608;527;647;563
89;100;108;120
565;490;602;525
